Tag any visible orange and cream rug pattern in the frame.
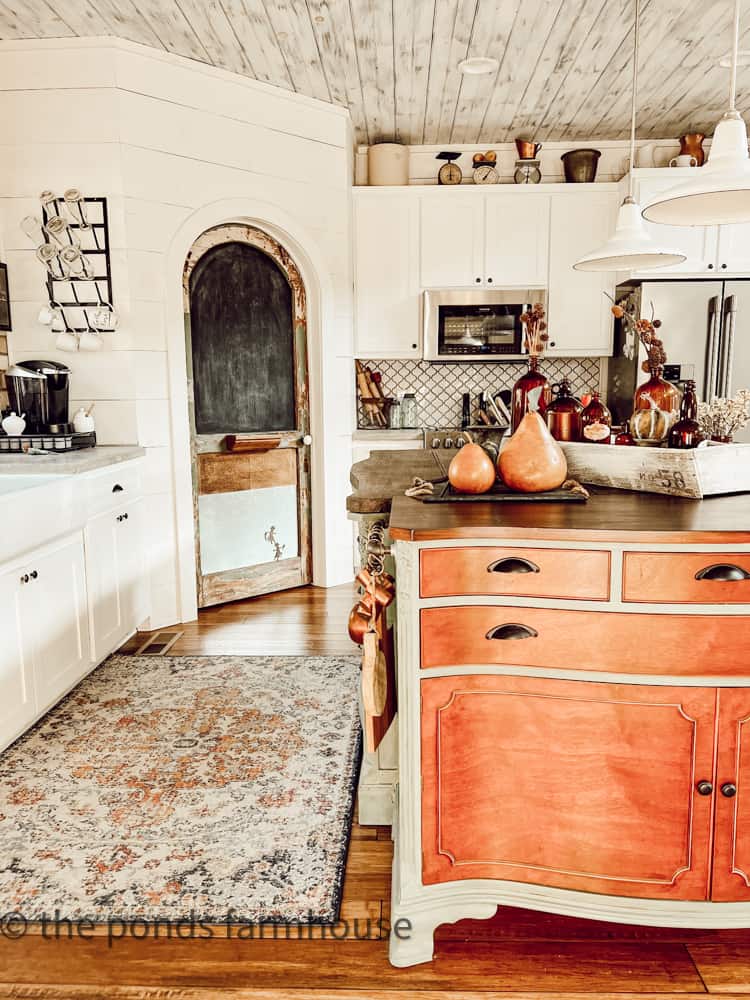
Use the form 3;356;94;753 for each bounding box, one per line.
0;654;361;924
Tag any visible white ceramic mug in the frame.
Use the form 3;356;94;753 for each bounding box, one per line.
79;330;103;351
55;330;78;352
669;154;698;167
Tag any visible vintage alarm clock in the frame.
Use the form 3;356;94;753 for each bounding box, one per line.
436;150;462;185
513;159;542;184
472;150;499;184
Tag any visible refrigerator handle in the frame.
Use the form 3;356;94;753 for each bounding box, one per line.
719;294;738;397
704;295;721;401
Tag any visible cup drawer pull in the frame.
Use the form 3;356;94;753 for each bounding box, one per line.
487;557;540;575
486;623;539;641
695;563;750;581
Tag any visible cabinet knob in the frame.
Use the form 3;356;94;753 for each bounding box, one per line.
722;263;728;269
549;341;556;348
475;277;481;284
30;570;38;580
487;277;493;284
696;780;714;796
487;556;540;575
708;263;715;269
721;782;738;798
411;343;417;350
20;573;29;584
486;623;539;641
695;563;750;581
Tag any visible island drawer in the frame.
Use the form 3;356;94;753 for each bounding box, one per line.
83;461;142;518
420;546;610;601
420;605;750;676
623;551;750;605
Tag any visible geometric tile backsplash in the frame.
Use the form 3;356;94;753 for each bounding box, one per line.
356;357;603;428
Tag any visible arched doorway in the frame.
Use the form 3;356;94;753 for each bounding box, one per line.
183;224;312;608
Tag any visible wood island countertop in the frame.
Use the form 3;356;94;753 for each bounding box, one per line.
388;487;750;544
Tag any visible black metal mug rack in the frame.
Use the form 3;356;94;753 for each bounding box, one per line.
41;196;114;334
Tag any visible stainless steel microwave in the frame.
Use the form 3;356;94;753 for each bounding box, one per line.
423;289;547;361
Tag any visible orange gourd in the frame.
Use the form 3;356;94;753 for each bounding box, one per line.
498;410;567;492
448;442;496;494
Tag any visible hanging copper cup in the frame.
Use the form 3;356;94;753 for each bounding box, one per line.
515;138;542;160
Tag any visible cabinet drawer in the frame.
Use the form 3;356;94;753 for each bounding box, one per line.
623;551;750;605
420;605;750;676
420;546;610;600
83;461;141;518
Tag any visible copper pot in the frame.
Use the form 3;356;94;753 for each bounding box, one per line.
515;138;542;160
679;132;705;167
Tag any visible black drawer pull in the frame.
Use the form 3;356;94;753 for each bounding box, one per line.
486;623;539;641
695;563;750;582
112;483;124;493
116;513;129;522
20;573;29;584
721;782;738;798
696;780;713;796
487;557;540;575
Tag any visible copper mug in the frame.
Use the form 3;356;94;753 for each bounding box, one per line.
515;138;542;160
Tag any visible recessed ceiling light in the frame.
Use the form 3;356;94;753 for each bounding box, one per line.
719;49;750;67
458;56;499;76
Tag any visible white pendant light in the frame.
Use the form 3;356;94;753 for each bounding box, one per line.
574;0;686;270
643;0;750;226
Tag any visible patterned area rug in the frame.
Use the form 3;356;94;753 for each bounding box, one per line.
0;654;361;923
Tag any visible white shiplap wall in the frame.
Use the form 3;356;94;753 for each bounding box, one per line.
0;37;355;628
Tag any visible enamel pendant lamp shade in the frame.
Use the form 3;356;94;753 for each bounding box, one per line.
643;0;750;226
574;0;686;271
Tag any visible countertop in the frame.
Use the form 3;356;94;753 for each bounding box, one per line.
352;429;424;441
388;487;750;543
0;445;146;475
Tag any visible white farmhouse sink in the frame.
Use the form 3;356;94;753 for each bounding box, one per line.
0;474;76;564
0;474;65;496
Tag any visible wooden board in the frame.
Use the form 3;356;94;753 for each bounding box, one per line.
189;242;295;435
198;449;297;495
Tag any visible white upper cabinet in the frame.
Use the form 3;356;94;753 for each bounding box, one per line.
547;190;619;357
716;223;750;275
354;191;420;358
420;194;484;288
484;194;550;288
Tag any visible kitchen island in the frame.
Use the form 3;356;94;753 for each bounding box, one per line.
385;487;750;967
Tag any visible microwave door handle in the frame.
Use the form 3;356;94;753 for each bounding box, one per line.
704;295;721;400
720;294;738;396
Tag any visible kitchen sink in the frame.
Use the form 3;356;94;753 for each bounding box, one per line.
0;474;69;496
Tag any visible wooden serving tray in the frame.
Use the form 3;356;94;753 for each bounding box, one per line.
423;481;587;503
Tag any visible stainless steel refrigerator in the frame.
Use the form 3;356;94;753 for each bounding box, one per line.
607;279;750;441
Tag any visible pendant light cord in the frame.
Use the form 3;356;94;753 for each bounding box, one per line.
627;0;640;201
730;0;740;111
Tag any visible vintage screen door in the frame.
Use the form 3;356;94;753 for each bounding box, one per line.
184;225;312;608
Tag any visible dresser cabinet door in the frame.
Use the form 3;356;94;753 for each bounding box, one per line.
710;689;750;901
421;673;716;900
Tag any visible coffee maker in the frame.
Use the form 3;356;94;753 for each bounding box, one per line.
6;360;71;433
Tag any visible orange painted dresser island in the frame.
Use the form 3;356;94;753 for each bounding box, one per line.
385;488;750;967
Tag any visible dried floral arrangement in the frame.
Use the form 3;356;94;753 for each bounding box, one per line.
698;389;750;442
520;303;548;357
608;295;667;372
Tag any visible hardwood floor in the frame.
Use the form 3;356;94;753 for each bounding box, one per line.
5;583;750;997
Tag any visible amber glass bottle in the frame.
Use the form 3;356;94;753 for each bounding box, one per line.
511;356;551;432
668;380;703;449
581;391;612;444
546;378;583;441
633;366;680;419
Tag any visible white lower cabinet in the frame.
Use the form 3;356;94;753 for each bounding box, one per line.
0;564;36;747
85;499;144;661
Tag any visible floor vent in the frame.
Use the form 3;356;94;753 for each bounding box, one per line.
135;631;184;656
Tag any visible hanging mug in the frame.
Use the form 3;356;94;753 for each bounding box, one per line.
669;154;698;167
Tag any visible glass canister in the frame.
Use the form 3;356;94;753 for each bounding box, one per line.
400;392;419;428
546;378;583;441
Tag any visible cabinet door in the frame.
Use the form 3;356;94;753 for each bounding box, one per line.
484;194;550;287
716;224;750;275
354;194;420;358
637;177;719;275
85;501;144;661
547;191;618;356
710;689;750;901
0;564;36;751
419;194;484;288
29;534;90;714
421;673;716;900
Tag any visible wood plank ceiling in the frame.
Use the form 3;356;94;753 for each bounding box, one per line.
3;0;750;145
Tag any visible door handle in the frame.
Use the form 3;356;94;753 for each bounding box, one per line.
695;563;750;581
487;556;540;575
302;434;312;446
486;623;539;641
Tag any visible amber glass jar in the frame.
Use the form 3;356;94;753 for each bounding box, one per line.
633;367;680;420
511;356;551;432
668;380;703;449
581;391;612;444
546;378;583;441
